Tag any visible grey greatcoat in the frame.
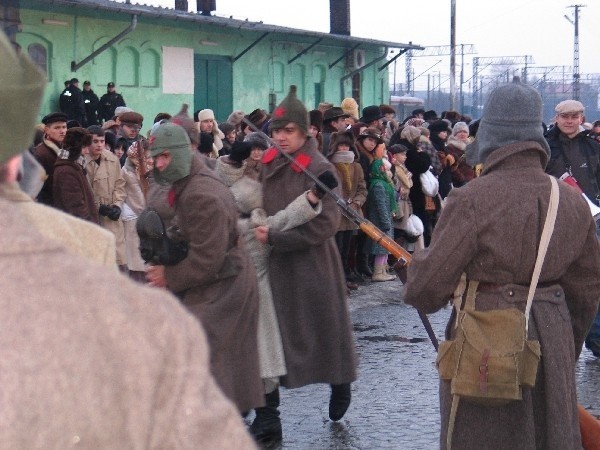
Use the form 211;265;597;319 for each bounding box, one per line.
164;154;263;413
261;137;358;388
0;199;256;449
217;158;322;380
405;142;600;449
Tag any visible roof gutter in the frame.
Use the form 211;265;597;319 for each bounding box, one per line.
339;46;388;101
71;14;137;72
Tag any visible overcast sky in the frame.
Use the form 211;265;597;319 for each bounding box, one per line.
119;0;599;90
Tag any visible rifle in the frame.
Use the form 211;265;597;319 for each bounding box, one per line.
241;118;439;351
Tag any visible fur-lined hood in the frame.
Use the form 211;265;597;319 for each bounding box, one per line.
446;135;467;151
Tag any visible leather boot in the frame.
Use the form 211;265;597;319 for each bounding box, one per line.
249;389;282;445
372;263;395;282
356;253;373;277
329;383;352;421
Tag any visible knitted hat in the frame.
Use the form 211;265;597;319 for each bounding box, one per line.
0;30;46;163
269;85;309;135
341;97;359;120
329;130;355;153
309;109;324;132
400;125;421;144
227;110;245;126
170;104;198;146
452;121;469;136
197;109;215;122
244;132;270;151
465;78;550;166
150;122;193;185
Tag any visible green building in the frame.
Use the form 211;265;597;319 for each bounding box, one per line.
3;0;420;127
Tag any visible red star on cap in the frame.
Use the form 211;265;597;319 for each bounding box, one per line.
274;106;286;118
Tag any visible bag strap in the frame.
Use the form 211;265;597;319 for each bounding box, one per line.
524;175;559;333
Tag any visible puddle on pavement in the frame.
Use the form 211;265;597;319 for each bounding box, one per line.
359;335;428;343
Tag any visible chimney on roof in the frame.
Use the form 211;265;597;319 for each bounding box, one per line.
196;0;216;16
175;0;188;11
330;0;350;36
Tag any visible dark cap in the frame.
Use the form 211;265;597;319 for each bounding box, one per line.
42;112;68;125
357;127;384;145
120;111;144;126
359;105;384;124
323;107;349;122
70;78;79;84
107;82;115;88
83;80;91;86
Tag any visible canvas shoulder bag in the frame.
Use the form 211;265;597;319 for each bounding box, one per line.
437;176;559;449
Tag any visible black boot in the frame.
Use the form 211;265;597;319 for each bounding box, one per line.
329;383;352;421
250;389;282;445
356;254;373;277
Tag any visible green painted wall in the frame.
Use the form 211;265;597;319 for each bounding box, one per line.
17;1;389;134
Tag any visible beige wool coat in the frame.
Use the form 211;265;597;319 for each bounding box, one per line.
165;154;263;412
261;137;358;388
405;141;600;449
121;162;147;271
0;199;256;449
0;181;116;267
85;149;127;265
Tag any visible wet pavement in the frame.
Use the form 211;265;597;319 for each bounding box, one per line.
249;278;600;449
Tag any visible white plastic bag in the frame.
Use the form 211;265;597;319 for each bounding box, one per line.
420;168;439;197
404;214;424;237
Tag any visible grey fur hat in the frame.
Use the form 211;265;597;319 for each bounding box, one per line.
244;132;270;151
466;78;550;166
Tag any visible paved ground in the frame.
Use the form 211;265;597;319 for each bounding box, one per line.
247;278;600;449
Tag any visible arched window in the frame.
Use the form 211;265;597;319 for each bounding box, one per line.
27;43;47;75
272;61;284;94
140;49;160;87
117;47;139;87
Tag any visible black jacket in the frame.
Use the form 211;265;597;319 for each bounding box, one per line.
59;84;86;125
545;125;600;205
98;92;126;122
82;89;100;126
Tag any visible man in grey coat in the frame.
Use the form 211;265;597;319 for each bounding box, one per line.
251;86;358;445
405;78;600;449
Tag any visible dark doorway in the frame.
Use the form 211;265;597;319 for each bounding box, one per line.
194;54;232;122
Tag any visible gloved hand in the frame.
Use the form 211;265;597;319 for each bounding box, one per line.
229;141;253;163
315;170;338;199
99;204;121;221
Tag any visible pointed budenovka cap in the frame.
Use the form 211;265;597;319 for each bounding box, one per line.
0;30;46;164
269;85;309;135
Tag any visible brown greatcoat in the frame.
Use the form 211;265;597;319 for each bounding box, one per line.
164;154;263;412
405;141;600;450
32;137;61;205
261;137;358;388
0;199;256;449
53;159;99;224
329;156;367;231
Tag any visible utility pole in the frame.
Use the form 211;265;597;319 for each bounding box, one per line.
450;0;457;110
565;5;585;100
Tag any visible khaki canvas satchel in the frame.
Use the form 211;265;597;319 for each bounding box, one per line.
436;176;559;448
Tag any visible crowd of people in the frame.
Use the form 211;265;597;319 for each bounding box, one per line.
4;26;600;447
